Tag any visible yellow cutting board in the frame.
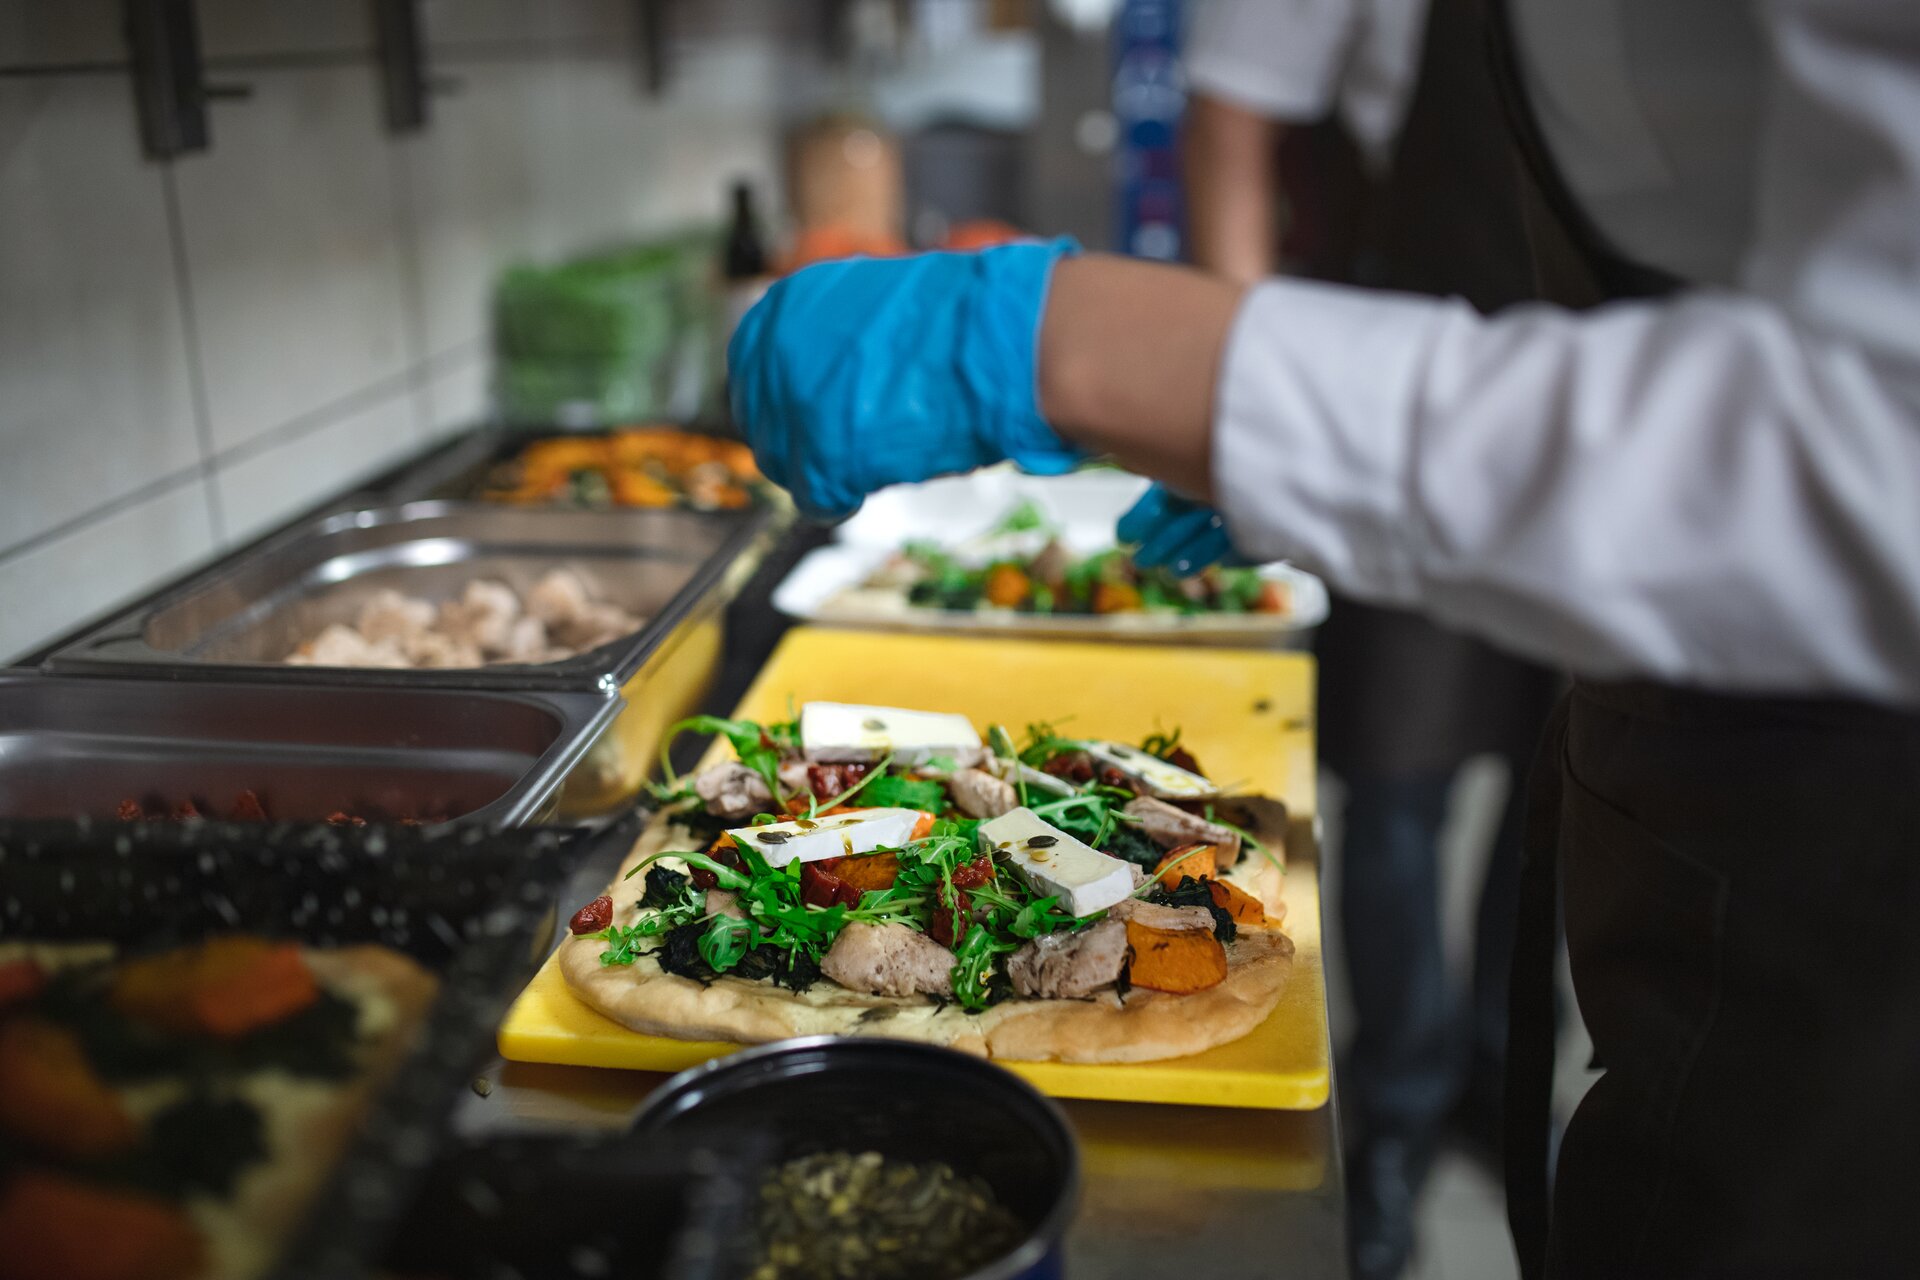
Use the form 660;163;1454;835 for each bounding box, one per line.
499;627;1330;1110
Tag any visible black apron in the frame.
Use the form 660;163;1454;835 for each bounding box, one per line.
1314;0;1559;781
1478;4;1920;1277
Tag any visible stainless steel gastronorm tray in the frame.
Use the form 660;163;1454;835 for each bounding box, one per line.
48;501;770;692
0;671;618;826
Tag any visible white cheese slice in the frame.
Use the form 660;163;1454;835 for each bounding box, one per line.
985;754;1078;799
979;807;1136;918
1082;741;1218;800
801;701;983;765
727;807;922;868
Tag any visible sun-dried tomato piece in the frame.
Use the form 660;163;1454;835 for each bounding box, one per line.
949;855;996;889
116;799;145;822
326;811;367;827
1042;752;1094;784
227;790;268;821
800;862;861;910
0;959;46;1008
1162;746;1204;776
806;761;871;801
568;895;615;935
928;885;972;948
171;799;202;820
692;840;744;890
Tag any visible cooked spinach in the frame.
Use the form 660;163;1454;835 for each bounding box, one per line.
640;864;691;910
1149;875;1237;943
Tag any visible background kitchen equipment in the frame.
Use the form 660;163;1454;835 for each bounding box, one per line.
382;1130;762;1280
47;501;778;816
0;671;616;828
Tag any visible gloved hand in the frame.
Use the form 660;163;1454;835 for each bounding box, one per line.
1118;484;1250;577
727;238;1085;520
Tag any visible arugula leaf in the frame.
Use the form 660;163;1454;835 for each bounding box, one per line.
658;714;794;803
624;849;750;891
987;497;1051;537
1008;894;1073;939
696;916;752;972
948;927;1019;1011
859;772;947;812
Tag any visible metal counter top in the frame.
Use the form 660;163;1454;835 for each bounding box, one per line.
449;525;1351;1280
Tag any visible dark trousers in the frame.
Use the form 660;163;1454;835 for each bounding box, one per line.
1340;760;1528;1153
1509;683;1920;1279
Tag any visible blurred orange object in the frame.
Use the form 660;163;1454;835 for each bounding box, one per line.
780;223;910;274
484;426;763;510
943;219;1028;251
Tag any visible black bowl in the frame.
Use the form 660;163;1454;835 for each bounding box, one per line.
633;1037;1081;1280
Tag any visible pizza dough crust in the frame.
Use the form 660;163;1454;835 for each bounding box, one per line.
560;800;1296;1063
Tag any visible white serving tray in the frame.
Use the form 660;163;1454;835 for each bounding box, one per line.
772;469;1329;643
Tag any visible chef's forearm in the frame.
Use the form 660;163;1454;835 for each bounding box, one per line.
1037;254;1245;500
1185;94;1282;287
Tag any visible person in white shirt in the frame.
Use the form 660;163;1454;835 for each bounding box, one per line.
1184;5;1559;1279
729;2;1920;1275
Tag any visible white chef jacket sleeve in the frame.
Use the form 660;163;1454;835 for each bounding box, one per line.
1184;0;1358;121
1210;0;1920;704
1215;283;1920;703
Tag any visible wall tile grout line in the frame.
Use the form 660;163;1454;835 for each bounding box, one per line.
0;62;129;78
203;367;424;473
383;118;435;442
158;164;227;543
0;464;209;570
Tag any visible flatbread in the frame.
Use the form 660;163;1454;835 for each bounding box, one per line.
199;947;438;1280
560;802;1295;1064
0;943;439;1280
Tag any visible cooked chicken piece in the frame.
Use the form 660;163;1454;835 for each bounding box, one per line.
1007;918;1128;999
526;566;594;627
693;761;775;820
438;579;521;655
546;598;627;650
501;615;551;664
290;623;408;668
777;758;812;793
1122;796;1242;865
356;588;434;646
706;888;746;920
820;922;954;997
1109;897;1216;933
404;630;484;669
947;767;1017;819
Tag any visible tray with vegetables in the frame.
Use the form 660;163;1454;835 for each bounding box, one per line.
772;469;1328;641
499;628;1331;1109
0;820;571;1280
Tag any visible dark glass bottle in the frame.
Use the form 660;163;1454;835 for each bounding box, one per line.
724;181;768;280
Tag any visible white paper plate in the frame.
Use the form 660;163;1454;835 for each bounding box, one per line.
772;469;1330;642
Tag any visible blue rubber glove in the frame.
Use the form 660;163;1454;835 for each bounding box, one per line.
727;238;1085;520
1118;484;1250;578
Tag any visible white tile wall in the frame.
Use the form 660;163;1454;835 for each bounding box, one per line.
172;65;414;453
196;0;371;62
0;0;818;662
420;347;492;439
0;77;201;553
212;392;421;546
391;61;543;358
0;1;122;68
0;477;217;660
420;0;633;50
